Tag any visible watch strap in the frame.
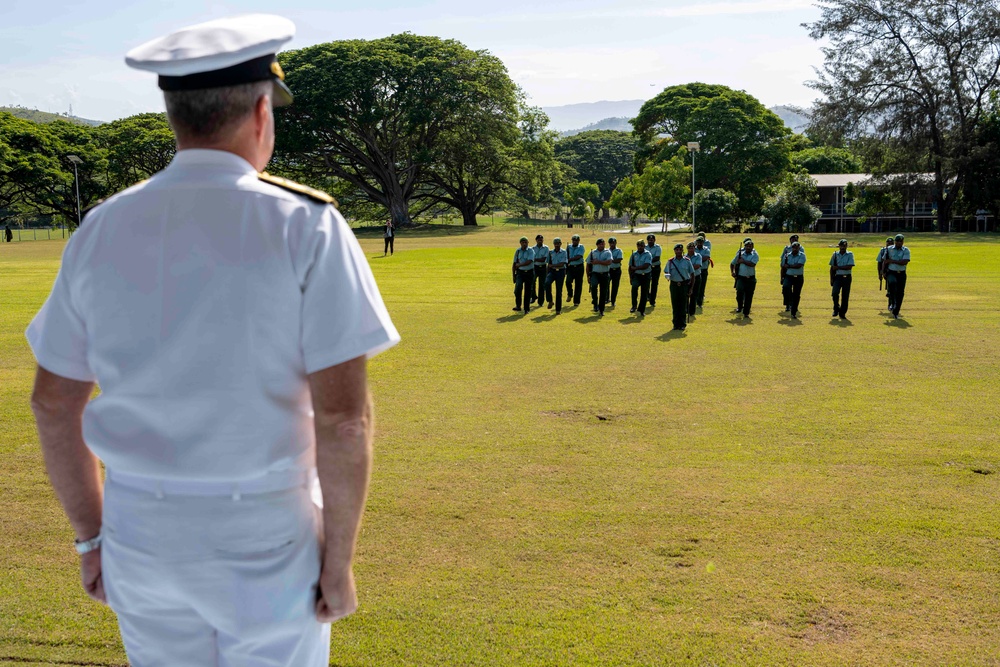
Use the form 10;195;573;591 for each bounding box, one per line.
74;533;102;555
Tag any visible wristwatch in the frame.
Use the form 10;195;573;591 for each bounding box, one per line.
74;533;102;555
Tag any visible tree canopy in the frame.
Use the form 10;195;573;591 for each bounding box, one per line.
554;130;638;206
632;82;793;219
806;0;1000;230
791;146;863;174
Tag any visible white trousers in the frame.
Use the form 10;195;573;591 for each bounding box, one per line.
101;475;331;666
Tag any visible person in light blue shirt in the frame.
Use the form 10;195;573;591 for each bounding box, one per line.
732;239;759;319
781;241;806;319
665;243;695;330
697;232;712;252
646;234;663;307
586;238;614;315
566;235;586;307
685;242;703;323
608;237;624;308
629;240;652;316
730;237;752;312
829;239;855;319
545;238;568;314
876;237;893;311
532;234;549;307
694;236;712;309
882;233;911;319
780;234;799;311
512;237;535;314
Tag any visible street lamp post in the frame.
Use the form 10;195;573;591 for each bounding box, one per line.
687;142;700;233
67;155;84;237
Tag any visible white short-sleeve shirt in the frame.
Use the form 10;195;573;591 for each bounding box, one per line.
26;149;400;482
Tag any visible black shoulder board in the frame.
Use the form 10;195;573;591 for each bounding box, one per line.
258;172;339;207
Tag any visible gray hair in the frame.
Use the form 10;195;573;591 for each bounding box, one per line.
164;81;271;142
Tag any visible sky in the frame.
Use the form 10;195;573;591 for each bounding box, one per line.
0;0;828;123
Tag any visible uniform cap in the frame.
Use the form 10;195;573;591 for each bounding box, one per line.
608;236;617;243
839;239;848;246
553;237;562;243
535;234;544;240
519;236;528;242
572;234;580;240
894;234;905;240
126;14;296;106
886;237;894;243
743;237;752;244
596;238;605;244
686;241;695;248
697;232;706;238
674;243;684;250
791;241;800;248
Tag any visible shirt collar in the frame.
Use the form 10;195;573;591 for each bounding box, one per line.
167;149;259;176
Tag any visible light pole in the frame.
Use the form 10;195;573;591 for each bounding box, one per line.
67;155;83;237
687;142;700;233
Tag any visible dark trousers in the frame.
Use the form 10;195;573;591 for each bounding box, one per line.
785;275;803;315
514;270;533;311
781;271;789;306
590;272;610;313
534;266;548;305
566;265;584;305
832;274;852;317
609;268;622;305
545;270;565;312
631;273;650;313
886;270;907;315
670;280;688;329
737;275;756;315
649;266;661;305
384;236;394;254
688;276;700;316
697;268;708;306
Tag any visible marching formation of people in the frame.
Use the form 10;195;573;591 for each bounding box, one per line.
512;232;912;325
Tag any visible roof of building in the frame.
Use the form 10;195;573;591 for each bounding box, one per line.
810;174;871;188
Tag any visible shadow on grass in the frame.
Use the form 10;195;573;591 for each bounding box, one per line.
777;316;803;327
884;317;913;328
496;312;527;323
726;317;753;326
656;329;687;342
532;312;559;322
829;317;854;327
619;314;646;325
575;313;602;323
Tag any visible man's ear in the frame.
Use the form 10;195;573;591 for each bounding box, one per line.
255;94;272;140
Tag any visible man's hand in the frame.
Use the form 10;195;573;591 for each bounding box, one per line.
316;563;357;623
81;549;107;604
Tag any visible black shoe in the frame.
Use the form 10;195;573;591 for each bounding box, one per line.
599;311;604;316
630;307;637;313
547;302;553;309
638;311;645;316
833;309;839;317
791;315;798;320
785;306;790;312
556;310;561;315
512;307;520;312
593;307;599;313
840;315;846;320
524;309;530;314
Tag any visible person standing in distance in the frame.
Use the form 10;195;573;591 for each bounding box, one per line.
26;15;400;667
684;241;702;324
730;237;751;312
646;234;663;307
587;238;613;316
512;236;535;313
882;233;911;319
665;243;695;331
780;234;799;311
4;223;12;243
531;234;549;307
782;241;806;319
608;237;623;308
829;239;855;319
733;239;759;319
694;236;712;309
383;219;395;256
876;237;893;311
629;239;652;316
566;234;586;307
545;237;568;314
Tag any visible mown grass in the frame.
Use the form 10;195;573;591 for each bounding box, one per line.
1;229;999;666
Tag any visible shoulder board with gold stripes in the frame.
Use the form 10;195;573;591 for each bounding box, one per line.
258;172;339;207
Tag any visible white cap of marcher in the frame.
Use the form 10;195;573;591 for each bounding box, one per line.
125;14;296;106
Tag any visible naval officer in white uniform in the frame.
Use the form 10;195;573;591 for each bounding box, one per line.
27;14;399;666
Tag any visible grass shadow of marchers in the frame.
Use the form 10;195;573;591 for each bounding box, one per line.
829;318;854;327
496;313;526;323
656;329;687;342
777;317;803;327
884;317;913;329
726;317;753;326
532;312;559;323
575;314;602;324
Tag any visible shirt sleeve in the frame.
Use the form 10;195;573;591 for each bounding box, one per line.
25;241;96;382
298;208;400;374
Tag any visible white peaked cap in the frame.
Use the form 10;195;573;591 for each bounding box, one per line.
126;14;296;106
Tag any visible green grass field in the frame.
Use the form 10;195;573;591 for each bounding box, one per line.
2;228;999;666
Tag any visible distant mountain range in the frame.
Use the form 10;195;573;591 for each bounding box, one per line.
0;106;104;127
543;100;812;137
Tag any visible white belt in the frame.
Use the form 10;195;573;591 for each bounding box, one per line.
106;468;316;499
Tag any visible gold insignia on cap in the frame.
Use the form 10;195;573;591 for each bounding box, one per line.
271;61;285;81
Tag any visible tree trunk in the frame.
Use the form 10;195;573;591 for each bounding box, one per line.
461;205;479;226
387;196;411;227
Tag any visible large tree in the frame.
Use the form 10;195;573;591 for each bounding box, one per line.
99;113;175;191
275;34;527;226
555;130;638;214
806;0;1000;231
632;82;793;219
791;146;863;174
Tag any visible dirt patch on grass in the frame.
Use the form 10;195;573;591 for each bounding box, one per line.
796;606;851;645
